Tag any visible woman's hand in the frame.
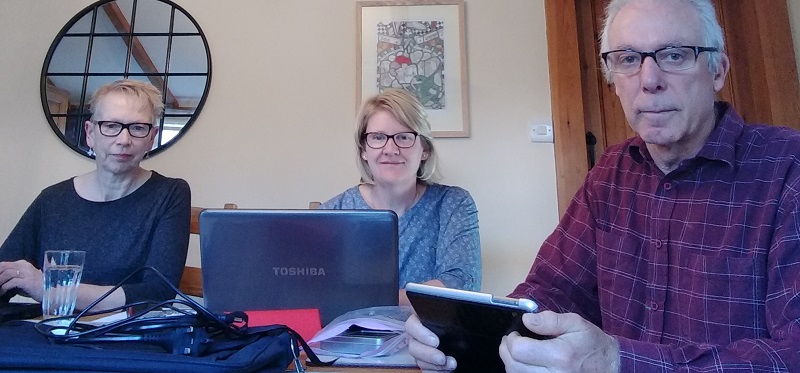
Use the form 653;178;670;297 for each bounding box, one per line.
0;260;44;301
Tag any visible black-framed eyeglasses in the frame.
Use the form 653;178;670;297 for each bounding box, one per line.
601;46;718;74
363;132;418;149
95;121;153;138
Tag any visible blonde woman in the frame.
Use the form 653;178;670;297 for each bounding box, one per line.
322;89;481;305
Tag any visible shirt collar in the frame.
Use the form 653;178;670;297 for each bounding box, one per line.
694;102;743;168
627;101;743;169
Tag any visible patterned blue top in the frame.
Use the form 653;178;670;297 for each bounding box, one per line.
321;184;481;291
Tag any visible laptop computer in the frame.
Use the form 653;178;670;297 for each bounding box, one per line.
199;209;399;325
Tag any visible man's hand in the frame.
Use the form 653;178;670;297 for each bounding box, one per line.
0;260;44;301
500;311;620;373
405;313;457;372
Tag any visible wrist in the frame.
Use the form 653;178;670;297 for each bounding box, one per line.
606;335;621;373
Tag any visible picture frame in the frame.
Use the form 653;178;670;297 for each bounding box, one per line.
357;0;470;138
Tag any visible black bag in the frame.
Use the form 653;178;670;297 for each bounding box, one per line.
0;267;331;372
0;320;295;373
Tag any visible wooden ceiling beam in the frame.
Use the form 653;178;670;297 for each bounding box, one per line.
101;2;180;109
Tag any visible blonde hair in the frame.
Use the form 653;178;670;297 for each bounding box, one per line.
89;79;164;123
355;89;440;184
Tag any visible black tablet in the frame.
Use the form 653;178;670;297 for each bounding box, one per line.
406;283;546;373
0;302;42;323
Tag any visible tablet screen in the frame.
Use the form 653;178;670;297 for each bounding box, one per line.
407;284;545;373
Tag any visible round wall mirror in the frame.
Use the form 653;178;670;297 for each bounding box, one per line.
40;0;211;158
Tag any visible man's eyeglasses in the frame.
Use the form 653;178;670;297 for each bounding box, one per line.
601;46;718;75
363;132;418;149
95;121;153;138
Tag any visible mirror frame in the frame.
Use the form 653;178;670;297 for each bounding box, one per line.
40;0;212;159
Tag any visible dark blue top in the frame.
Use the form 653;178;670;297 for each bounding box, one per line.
0;171;191;303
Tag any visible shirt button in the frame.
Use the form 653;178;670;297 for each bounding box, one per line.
650;301;659;311
663;182;672;190
654;240;663;249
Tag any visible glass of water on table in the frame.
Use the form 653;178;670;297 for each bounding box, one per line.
42;250;85;320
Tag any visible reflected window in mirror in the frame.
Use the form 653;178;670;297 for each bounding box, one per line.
41;0;211;158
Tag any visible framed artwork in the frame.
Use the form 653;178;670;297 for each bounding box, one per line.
357;0;470;138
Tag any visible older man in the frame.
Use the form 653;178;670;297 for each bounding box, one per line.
406;0;800;371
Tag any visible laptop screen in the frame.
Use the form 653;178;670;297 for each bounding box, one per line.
199;209;399;325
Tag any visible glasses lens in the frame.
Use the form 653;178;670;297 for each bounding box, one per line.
394;133;417;148
607;51;641;74
128;124;151;138
98;122;122;136
366;133;388;148
655;47;695;71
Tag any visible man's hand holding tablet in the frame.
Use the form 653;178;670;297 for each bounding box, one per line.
405;283;548;372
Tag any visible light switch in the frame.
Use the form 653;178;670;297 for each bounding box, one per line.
529;122;553;143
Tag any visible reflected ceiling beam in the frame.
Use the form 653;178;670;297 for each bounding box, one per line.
102;2;180;109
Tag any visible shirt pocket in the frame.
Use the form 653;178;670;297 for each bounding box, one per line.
673;253;767;343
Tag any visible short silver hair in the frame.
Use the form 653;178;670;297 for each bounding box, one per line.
89;79;164;124
599;0;725;83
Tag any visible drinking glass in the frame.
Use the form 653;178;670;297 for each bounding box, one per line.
42;250;85;319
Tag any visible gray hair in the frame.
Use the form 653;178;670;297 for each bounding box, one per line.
599;0;725;83
89;79;164;124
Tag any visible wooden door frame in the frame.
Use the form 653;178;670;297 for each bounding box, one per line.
544;0;589;216
544;0;800;216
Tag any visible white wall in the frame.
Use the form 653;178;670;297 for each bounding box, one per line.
0;0;557;295
790;0;800;85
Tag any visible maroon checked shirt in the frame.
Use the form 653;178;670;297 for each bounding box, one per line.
511;102;800;371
